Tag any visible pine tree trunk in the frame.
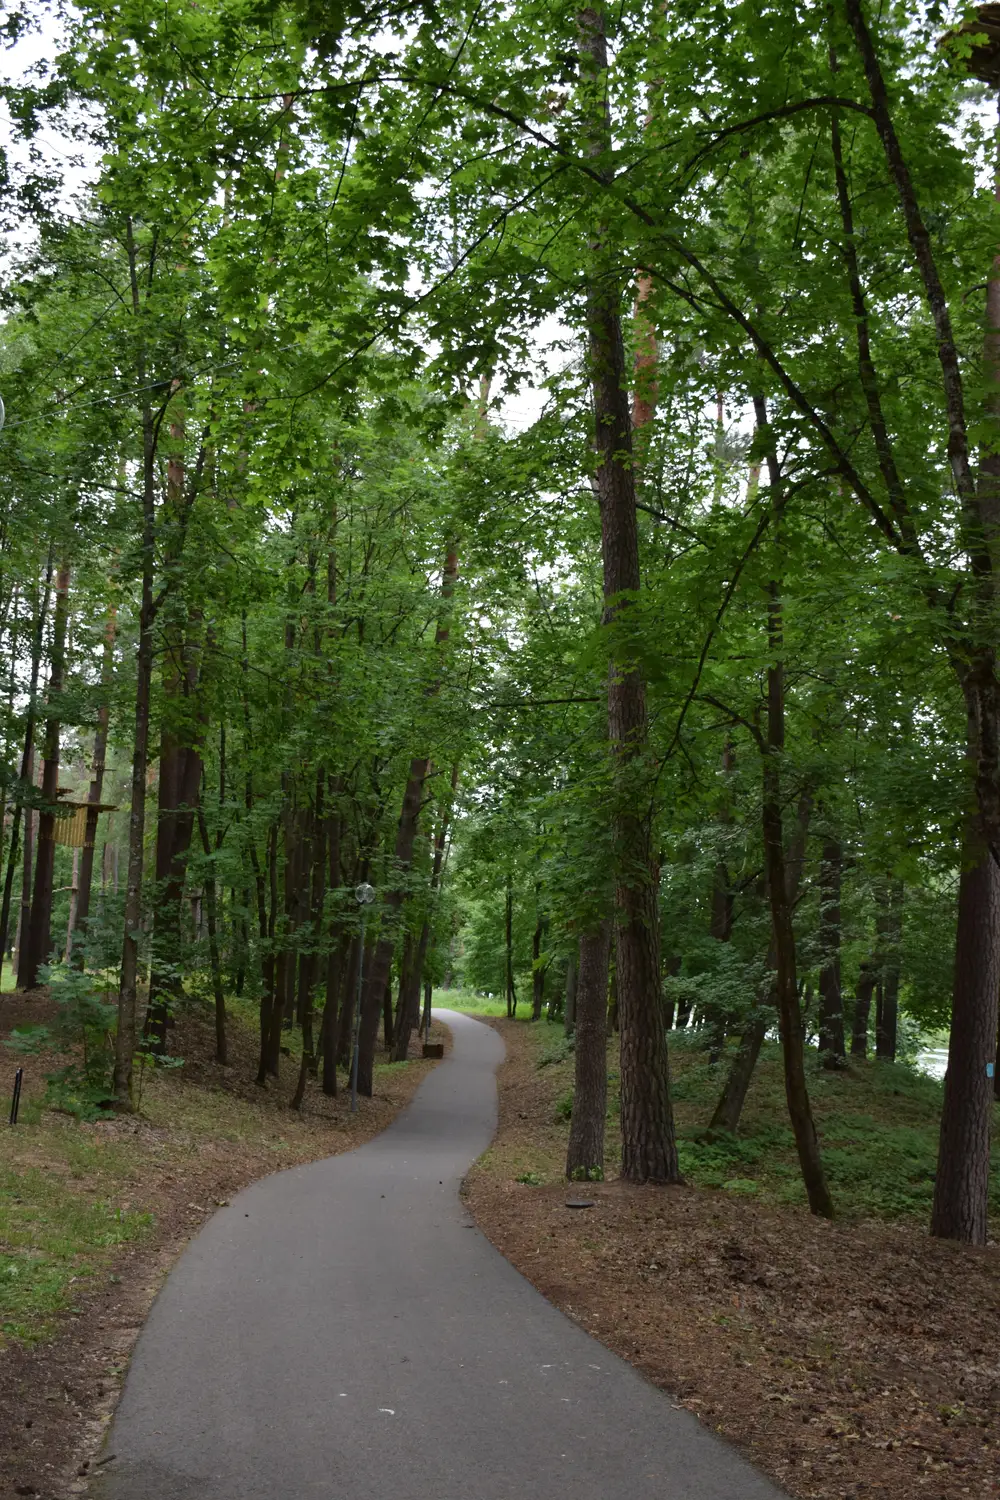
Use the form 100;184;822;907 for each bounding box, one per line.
579;4;678;1186
566;922;611;1181
817;836;846;1068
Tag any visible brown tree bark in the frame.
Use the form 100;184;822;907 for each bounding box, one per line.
392;764;458;1062
20;562;70;991
707;790;812;1135
817;836;846;1068
382;974;394;1052
354;757;429;1096
851;962;876;1058
337;932;362;1069
931;818;1000;1243
354;486;466;1093
874;880;901;1061
579;4;679;1185
504;873;517;1018
196;801;227;1066
755;398;833;1218
13;748;38;983
563;945;578;1038
69;603;116;964
0;559;51;972
114;217;158;1109
531;906;547;1021
566;921;612;1181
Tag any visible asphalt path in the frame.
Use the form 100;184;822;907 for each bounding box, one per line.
93;1009;785;1500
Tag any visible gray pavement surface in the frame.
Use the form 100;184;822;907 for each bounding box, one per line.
93;1009;786;1499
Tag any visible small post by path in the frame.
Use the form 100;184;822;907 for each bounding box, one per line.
350;882;376;1114
9;1066;23;1125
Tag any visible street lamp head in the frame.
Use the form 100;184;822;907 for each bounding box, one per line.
0;395;5;433
355;882;375;905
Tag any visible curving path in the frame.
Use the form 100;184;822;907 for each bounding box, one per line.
93;1010;785;1500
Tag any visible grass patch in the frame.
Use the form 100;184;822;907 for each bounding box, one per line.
432;987;508;1017
504;1020;1000;1224
0;1162;152;1342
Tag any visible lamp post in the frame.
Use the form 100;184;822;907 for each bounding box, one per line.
350;882;376;1113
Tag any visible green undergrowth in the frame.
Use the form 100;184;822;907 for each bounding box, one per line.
433;986;508;1017
507;1017;1000;1224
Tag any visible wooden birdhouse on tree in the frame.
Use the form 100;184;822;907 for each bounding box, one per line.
947;4;1000;83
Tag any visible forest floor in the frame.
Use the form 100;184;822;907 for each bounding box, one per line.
465;1016;1000;1500
0;989;446;1500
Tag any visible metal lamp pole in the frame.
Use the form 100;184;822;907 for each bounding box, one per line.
350;882;376;1113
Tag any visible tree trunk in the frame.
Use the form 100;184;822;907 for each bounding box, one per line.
756;397;833;1219
196;803;227;1065
21;560;71;990
580;4;678;1185
817;836;846;1068
875;879;901;1061
931;818;1000;1243
355;510;466;1091
0;562;50;973
563;946;578;1038
337;933;361;1068
14;751;37;986
566;922;612;1181
394;921;426;1061
321;932;348;1096
505;873;516;1018
69;604;116;964
254;820;279;1084
851;962;876;1058
355;757;429;1096
382;974;394;1052
114;237;158;1110
64;849;79;962
392;764;458;1062
707;790;813;1134
531;909;546;1021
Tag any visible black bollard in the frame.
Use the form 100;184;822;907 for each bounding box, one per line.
9;1066;22;1125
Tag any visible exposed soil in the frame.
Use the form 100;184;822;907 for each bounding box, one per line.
465;1018;1000;1500
0;990;446;1500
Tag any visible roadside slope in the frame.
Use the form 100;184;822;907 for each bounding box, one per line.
1;993;446;1500
464;1016;1000;1500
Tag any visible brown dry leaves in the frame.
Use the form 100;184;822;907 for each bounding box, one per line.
466;1019;1000;1500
